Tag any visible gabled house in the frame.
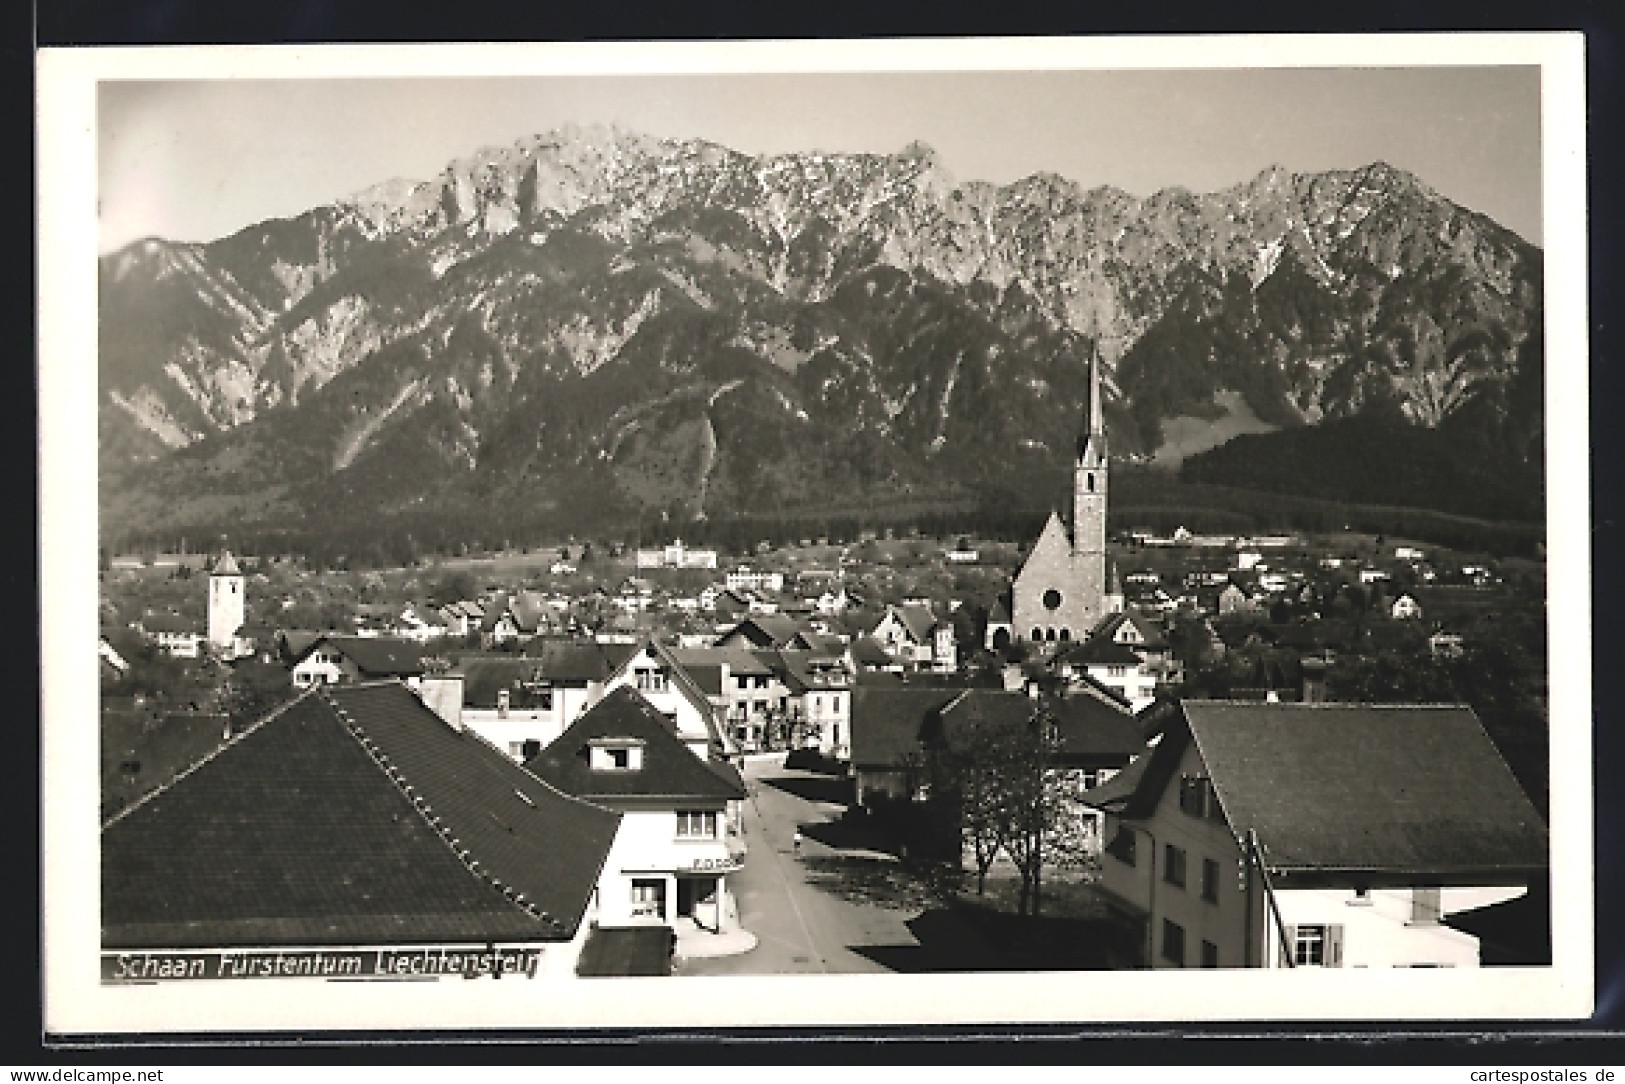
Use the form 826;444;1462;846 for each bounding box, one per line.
848;688;960;807
602;639;736;762
508;590;557;637
137;612;203;659
870;603;953;670
424;639;635;748
437;600;486;639
1090;610;1181;682
482;593;522;644
102;682;624;979
1050;636;1157;713
771;648;854;759
714;614;823;652
289;634;431;689
1217;583;1253;615
526;688;747;941
918;689;1143;855
668;646;777;751
1391;593;1424;621
1085;700;1548;969
275;629;323;666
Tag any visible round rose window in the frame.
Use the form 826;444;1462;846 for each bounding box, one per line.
1043;588;1062;610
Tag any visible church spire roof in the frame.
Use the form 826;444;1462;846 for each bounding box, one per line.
1076;346;1106;462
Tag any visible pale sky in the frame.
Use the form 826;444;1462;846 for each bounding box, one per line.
98;66;1544;253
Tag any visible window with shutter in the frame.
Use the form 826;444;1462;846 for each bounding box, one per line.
1280;924;1296;968
1161;920;1185;966
1324;924;1345;968
1292;924;1330;966
1163;844;1187;888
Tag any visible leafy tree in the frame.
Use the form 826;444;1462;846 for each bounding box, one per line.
933;714;1011;896
929;697;1091;915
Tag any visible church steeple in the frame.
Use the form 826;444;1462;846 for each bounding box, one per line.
1072;347;1108;568
1076;346;1107;467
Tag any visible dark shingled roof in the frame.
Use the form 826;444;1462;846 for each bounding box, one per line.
458;657;552;709
922;691;1140;768
102;683;620;949
716;615;817;650
526;687;745;808
1054;637;1143;667
303;635;430;677
140;612;198;635
682;663;725;697
849;688;958;769
278;629;323;661
1113;701;1547;881
1048;695;1145;761
516;639;623;683
575;925;674;977
848;637;893;667
101;710;230;821
672;646;772;677
927;690;1036;748
1078;747;1153;809
887;604;937;645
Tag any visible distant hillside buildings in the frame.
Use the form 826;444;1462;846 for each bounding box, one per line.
635;539;718;571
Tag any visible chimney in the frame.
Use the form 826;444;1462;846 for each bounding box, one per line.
417;672;466;729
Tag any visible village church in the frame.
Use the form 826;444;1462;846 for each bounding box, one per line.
994;352;1123;650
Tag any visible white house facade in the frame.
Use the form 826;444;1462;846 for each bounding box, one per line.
1087;701;1547;970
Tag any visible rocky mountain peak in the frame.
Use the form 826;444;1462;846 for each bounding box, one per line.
98;125;1543;543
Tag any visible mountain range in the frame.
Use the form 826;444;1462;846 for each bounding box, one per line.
99;123;1544;547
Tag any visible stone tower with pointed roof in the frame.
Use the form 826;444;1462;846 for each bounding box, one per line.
1010;351;1123;650
207;550;244;651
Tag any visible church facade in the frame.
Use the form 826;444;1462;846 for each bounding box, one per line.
1004;353;1123;649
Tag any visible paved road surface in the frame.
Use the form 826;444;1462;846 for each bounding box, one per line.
677;755;998;976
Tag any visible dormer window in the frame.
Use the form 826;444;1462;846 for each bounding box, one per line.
588;738;645;771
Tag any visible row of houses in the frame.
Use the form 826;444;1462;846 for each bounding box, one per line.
839;681;1548;969
103;677;751;981
283;612;860;761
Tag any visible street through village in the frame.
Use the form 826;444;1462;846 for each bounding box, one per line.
676;755;1001;976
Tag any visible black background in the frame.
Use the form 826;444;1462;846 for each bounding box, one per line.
21;0;1625;1065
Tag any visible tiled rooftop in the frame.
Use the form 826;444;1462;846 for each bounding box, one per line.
102;683;620;949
